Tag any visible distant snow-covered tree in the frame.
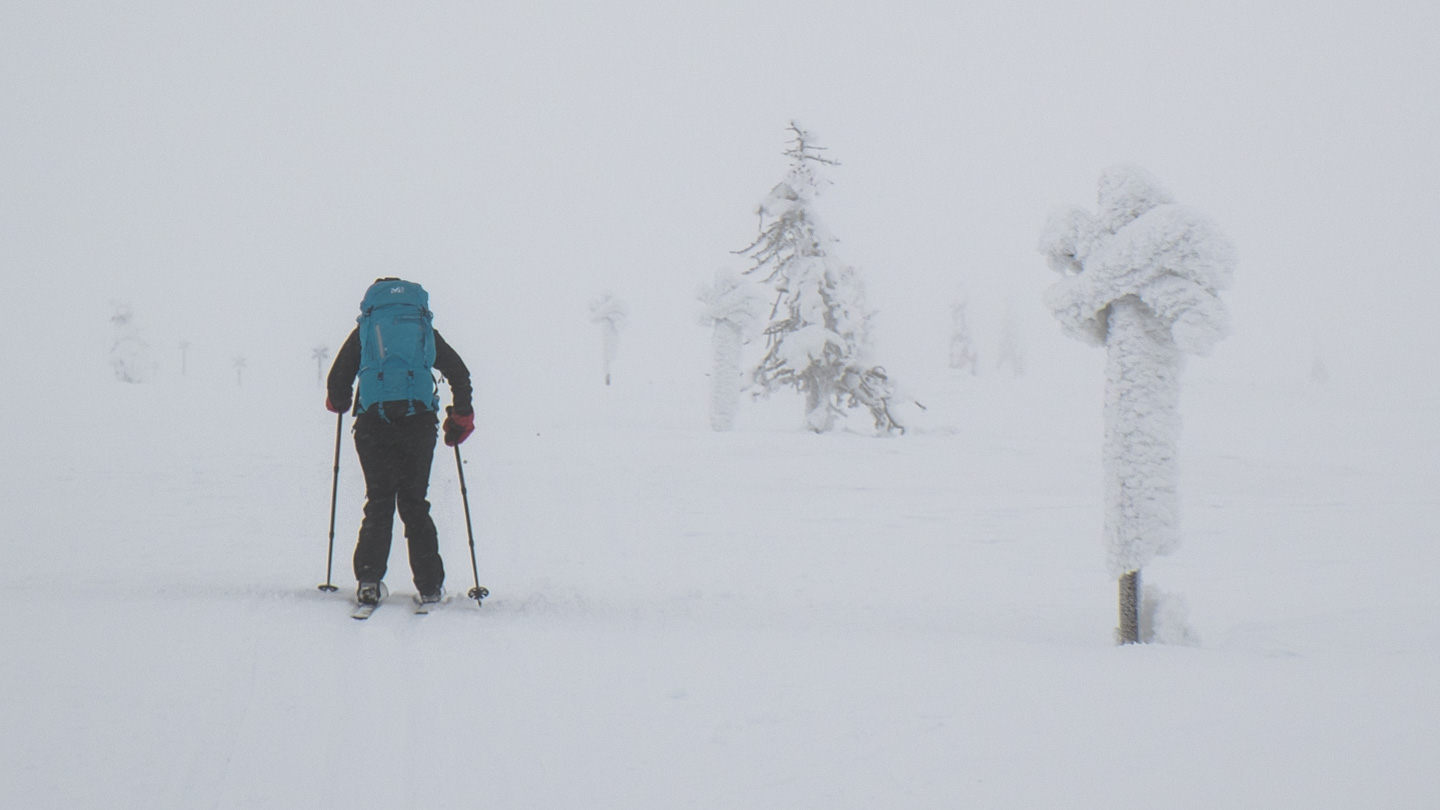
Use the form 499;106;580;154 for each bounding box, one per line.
110;304;151;384
948;290;980;375
232;356;247;387
179;340;191;377
1309;338;1328;387
312;345;330;388
697;268;767;431
589;292;628;386
739;122;900;435
1039;164;1236;644
994;300;1026;378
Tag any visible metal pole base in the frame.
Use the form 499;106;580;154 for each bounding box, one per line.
468;586;489;604
318;584;339;593
1117;569;1141;645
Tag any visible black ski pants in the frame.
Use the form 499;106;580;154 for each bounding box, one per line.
352;409;444;593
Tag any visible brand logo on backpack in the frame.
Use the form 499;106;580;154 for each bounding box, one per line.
355;280;438;416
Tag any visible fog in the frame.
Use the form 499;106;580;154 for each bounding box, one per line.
4;0;1438;424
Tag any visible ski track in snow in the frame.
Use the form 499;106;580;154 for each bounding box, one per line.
2;376;1437;808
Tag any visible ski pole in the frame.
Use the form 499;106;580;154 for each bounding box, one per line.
453;444;489;605
319;411;343;592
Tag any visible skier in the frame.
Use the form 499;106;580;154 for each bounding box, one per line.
325;278;474;609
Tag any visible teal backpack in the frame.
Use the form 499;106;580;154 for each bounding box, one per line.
355;278;438;415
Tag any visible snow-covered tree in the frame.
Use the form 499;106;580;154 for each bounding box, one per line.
110;304;150;384
589;292;628;386
311;345;330;388
179;340;191;377
739;123;899;434
1039;164;1235;644
948;290;980;375
994;300;1026;378
1309;338;1328;387
697;268;767;431
232;356;247;387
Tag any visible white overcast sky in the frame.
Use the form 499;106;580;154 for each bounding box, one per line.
3;0;1437;401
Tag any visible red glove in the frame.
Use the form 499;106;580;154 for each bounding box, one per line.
443;406;475;446
326;395;350;414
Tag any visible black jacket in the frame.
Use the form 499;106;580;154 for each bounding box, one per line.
327;327;473;417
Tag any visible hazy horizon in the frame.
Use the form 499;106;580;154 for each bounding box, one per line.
5;1;1437;417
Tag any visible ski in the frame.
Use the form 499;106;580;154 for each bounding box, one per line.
351;601;381;620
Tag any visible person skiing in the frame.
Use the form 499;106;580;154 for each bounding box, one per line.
325;278;474;609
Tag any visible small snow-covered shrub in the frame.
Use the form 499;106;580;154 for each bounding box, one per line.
1140;584;1200;646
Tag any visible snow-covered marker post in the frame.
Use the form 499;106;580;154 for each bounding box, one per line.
697;268;766;431
1038;165;1236;644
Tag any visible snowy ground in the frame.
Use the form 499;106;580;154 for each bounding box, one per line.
2;369;1437;809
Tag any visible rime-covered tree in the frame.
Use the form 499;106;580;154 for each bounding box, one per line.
232;356;247;387
110;304;150;384
948;290;979;375
179;340;191;377
1039;164;1235;644
739;123;899;434
1310;338;1328;387
697;268;766;431
311;345;330;388
994;300;1026;378
589;292;628;386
